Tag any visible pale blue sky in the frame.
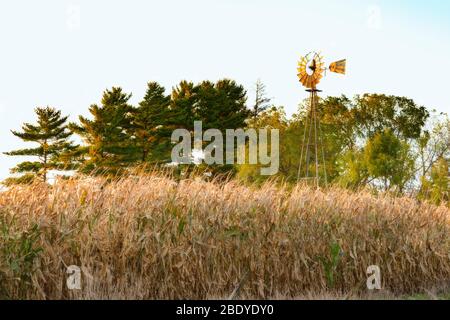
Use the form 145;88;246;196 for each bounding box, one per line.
1;0;449;181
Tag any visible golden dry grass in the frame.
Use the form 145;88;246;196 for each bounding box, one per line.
0;173;449;300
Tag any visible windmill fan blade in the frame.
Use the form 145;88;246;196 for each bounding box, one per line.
301;75;308;85
297;52;327;88
329;59;346;74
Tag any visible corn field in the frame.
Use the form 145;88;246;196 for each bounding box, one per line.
0;174;449;299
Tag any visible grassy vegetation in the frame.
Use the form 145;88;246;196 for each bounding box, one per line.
0;173;449;300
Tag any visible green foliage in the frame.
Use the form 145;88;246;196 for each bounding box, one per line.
354;94;429;140
251;96;354;184
317;95;357;150
133;82;172;163
416;117;449;204
170;79;249;133
240;93;430;193
419;158;449;205
65;80;251;177
364;129;414;191
336;149;369;189
171;79;250;175
319;242;342;289
2;174;36;187
170;80;198;131
0;219;42;299
4;107;78;184
196;79;249;132
4;79;444;200
237;106;287;183
70;87;139;175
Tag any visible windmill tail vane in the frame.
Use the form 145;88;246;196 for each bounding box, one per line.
296;52;347;188
329;59;347;75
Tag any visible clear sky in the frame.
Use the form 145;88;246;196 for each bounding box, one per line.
1;0;449;181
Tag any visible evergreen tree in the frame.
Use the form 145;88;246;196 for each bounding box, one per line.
196;79;250;175
170;79;249;132
133;82;172;163
70;87;138;175
169;79;250;175
170;80;198;131
4;107;77;184
197;79;249;132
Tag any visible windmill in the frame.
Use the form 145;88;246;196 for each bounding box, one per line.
296;52;346;188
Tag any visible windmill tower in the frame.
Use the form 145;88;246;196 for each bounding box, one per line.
296;52;346;188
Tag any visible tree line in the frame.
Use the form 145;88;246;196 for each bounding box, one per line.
3;79;449;204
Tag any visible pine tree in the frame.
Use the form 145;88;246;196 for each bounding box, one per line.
197;79;250;132
170;79;249;132
70;87;138;175
4;107;77;184
133;82;172;163
170;80;198;132
169;79;250;176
